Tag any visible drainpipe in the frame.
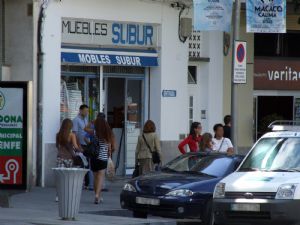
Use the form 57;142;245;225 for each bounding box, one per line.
36;0;48;187
0;0;5;80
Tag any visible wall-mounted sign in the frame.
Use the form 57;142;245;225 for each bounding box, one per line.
254;59;300;90
234;41;247;84
62;18;158;48
162;90;177;97
193;0;233;32
0;82;28;190
61;47;158;67
246;0;286;33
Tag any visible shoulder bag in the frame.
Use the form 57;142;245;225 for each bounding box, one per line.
142;134;161;164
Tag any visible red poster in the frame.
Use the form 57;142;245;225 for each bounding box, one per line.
0;156;22;185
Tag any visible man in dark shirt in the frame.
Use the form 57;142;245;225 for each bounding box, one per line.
223;115;231;140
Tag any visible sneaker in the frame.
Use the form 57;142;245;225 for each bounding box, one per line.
55;196;59;202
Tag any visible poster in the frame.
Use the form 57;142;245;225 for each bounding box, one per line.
193;0;233;32
0;84;27;189
247;0;286;33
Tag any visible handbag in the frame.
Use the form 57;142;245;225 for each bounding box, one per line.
132;164;140;178
142;134;161;164
86;139;98;158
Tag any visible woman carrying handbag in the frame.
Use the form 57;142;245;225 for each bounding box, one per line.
135;120;162;176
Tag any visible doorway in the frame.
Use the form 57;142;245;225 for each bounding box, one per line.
105;77;144;176
256;96;293;139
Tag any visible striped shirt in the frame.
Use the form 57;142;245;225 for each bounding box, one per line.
95;137;109;161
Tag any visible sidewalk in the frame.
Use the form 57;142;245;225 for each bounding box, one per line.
0;179;177;225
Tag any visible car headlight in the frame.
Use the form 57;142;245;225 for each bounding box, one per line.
166;189;194;197
123;183;137;192
275;184;297;200
213;182;226;199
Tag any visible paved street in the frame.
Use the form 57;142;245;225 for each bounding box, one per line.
0;178;200;225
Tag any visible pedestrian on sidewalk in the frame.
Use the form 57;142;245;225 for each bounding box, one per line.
73;104;90;189
199;132;213;152
212;124;234;154
55;118;82;201
91;117;115;204
178;122;202;154
135;120;162;175
56;118;82;167
223;115;232;140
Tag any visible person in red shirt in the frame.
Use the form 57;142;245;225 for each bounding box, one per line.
178;122;202;154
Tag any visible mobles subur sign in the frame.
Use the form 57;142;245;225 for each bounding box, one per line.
62;18;158;48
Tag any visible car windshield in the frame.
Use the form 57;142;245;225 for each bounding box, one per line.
163;155;233;177
239;137;300;172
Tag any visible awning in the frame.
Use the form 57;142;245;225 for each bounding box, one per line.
61;47;158;67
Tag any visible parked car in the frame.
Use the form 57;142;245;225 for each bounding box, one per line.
213;123;300;225
120;152;243;225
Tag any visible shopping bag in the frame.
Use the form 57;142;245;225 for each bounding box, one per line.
106;157;115;180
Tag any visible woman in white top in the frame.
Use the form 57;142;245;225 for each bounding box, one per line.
212;124;234;154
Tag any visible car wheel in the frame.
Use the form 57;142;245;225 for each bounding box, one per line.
133;211;148;219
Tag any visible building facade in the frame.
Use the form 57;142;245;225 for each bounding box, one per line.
0;0;257;187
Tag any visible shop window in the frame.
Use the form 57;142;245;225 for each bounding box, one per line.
255;32;300;57
189;96;194;127
188;66;197;84
60;74;100;122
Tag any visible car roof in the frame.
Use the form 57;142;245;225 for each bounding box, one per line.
262;131;300;138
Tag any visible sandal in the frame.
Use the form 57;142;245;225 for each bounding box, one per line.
94;197;100;204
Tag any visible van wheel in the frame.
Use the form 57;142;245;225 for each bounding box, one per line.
133;211;147;218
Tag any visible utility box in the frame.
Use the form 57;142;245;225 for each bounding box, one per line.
180;17;192;38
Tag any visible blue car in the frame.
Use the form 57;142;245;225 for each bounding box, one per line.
120;152;244;224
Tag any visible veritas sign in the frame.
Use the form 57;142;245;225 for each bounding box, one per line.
254;59;300;90
0;82;28;189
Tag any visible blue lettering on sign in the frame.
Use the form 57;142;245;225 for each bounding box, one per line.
112;23;154;46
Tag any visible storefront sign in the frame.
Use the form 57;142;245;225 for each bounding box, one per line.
246;0;286;33
61;48;158;67
254;59;300;90
162;90;176;97
62;18;158;48
193;0;233;32
0;82;27;189
234;41;247;84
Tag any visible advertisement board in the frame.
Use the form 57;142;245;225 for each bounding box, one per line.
0;82;27;189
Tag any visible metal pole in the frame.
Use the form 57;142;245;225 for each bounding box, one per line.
231;0;241;153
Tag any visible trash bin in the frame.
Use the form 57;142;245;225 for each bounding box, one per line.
52;168;88;220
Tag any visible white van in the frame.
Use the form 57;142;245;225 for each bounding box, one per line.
213;122;300;225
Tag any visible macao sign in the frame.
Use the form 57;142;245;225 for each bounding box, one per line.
0;84;27;189
61;18;158;47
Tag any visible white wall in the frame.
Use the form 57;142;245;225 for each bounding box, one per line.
160;5;189;141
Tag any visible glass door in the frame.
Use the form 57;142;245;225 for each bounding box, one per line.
125;79;143;172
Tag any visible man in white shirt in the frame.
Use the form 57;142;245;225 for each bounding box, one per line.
212;124;234;154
